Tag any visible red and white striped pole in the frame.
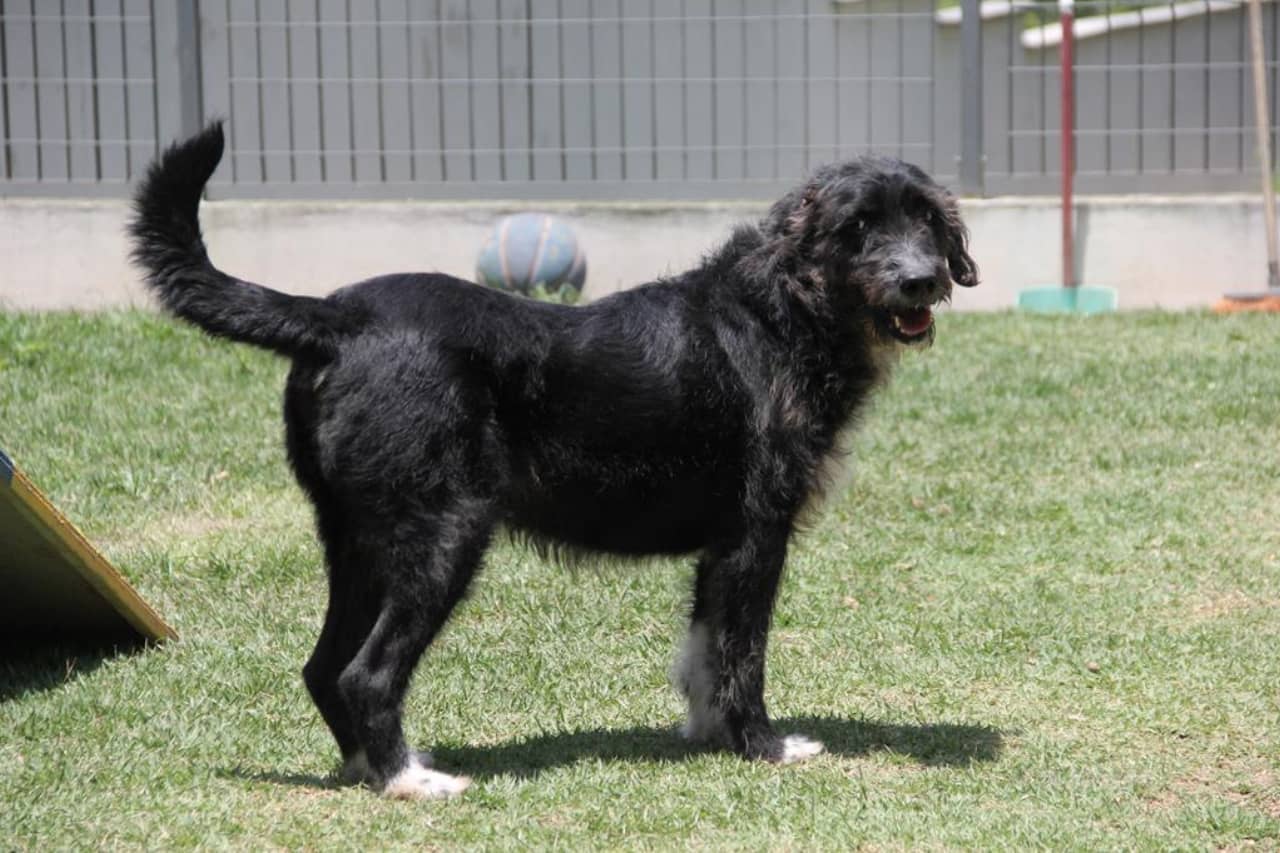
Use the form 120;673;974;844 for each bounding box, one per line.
1060;0;1076;290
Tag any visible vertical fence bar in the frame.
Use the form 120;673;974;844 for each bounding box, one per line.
6;0;39;182
165;0;201;142
286;0;322;184
897;0;904;160
709;0;717;178
496;0;527;181
60;2;73;180
832;2;840;163
587;0;597;179
959;0;983;193
1238;0;1247;172
0;8;9;181
1002;4;1010;182
1203;0;1210;174
561;0;570;182
464;4;475;181
257;0;291;182
469;0;502;181
65;0;100;182
283;0;295;182
33;4;61;179
1167;0;1175;171
864;0;871;153
928;0;936;176
253;0;267;179
1141;4;1152;171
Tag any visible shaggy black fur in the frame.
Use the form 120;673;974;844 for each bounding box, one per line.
129;123;977;798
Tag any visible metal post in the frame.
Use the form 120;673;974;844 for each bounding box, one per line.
959;0;984;195
1247;0;1280;290
1061;0;1075;288
1216;0;1280;306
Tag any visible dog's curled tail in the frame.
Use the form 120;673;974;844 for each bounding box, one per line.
129;122;362;358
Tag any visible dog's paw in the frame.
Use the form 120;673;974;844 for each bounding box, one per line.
380;763;471;801
777;734;825;764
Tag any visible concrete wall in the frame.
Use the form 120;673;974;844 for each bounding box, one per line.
0;195;1270;312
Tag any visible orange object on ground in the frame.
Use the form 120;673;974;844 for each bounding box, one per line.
1212;293;1280;314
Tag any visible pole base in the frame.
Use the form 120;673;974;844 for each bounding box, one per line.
1017;286;1118;315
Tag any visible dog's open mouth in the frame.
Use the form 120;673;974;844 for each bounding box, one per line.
879;306;935;344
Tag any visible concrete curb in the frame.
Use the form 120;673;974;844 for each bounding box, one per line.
0;195;1270;311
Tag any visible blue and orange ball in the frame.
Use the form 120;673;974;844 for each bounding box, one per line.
476;213;587;302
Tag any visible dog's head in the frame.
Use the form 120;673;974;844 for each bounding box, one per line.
764;157;978;346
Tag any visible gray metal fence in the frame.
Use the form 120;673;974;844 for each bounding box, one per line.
978;0;1280;194
199;0;951;199
0;0;1276;199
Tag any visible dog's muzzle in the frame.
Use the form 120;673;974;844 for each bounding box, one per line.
874;271;950;345
874;304;936;345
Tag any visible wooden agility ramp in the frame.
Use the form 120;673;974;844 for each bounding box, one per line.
0;449;176;648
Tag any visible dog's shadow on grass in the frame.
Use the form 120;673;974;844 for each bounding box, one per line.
225;716;1004;791
435;715;1005;781
220;767;341;791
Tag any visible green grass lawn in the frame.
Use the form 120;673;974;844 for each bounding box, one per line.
1;310;1278;850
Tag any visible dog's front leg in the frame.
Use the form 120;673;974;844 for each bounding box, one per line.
678;524;824;764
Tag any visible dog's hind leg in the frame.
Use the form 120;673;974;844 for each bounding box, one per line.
302;532;383;784
307;531;446;785
287;372;389;781
689;524;825;764
335;497;494;800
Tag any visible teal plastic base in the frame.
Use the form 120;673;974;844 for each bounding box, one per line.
1017;286;1118;314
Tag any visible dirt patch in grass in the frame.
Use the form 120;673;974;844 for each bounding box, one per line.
1147;761;1280;821
1186;589;1280;625
96;511;237;554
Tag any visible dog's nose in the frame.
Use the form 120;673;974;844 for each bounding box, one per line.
898;275;940;304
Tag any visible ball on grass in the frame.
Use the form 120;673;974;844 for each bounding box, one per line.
476;213;586;302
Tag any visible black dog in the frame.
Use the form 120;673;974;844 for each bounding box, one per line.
130;124;977;800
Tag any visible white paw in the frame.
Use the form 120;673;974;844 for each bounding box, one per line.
380;761;471;801
778;734;825;764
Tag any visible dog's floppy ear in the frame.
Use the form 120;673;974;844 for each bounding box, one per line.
940;197;979;288
784;186;820;238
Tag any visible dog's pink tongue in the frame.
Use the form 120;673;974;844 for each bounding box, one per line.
897;307;934;336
